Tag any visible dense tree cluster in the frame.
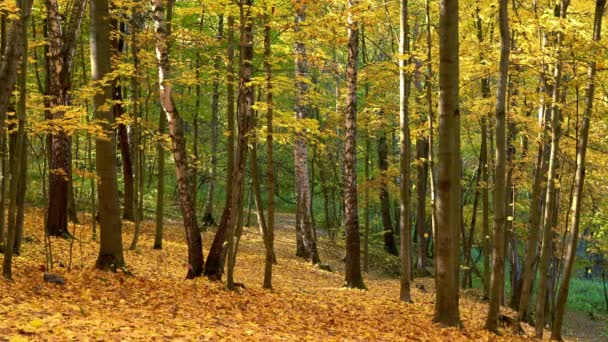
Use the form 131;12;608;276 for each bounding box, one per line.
1;0;607;339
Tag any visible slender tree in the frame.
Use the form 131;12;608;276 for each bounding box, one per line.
152;0;204;279
486;0;510;332
1;0;32;279
399;0;412;303
293;0;320;264
552;1;605;339
202;15;224;226
535;1;569;337
225;0;255;289
154;108;165;250
263;5;276;289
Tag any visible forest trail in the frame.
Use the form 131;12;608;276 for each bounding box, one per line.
0;208;600;341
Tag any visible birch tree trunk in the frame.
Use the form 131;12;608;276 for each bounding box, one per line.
399;0;412;303
152;0;204;279
294;0;319;264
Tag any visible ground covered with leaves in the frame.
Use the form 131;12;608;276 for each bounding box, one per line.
0;208;598;340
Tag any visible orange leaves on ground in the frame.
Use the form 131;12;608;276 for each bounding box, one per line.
1;209;540;340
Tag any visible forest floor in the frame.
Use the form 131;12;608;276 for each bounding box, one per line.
0;208;605;341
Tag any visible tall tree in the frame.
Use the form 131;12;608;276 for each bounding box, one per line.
90;0;124;270
202;15;224;226
153;0;204;279
110;20;134;221
399;0;412;303
535;1;569;337
343;0;364;290
293;0;320;264
1;0;32;279
434;0;461;326
263;4;276;289
486;0;510;332
203;14;236;279
552;1;605;339
225;0;255;289
44;0;87;237
153;108;165;250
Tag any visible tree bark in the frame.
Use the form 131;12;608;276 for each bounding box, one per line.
434;0;461;327
90;0;124;271
154;107;165;250
45;0;87;237
152;0;204;279
552;1;604;339
110;19;134;221
225;0;255;289
2;0;31;279
293;0;320;264
535;1;569;337
202;16;224;227
378;125;398;256
203;15;236;279
399;0;412;302
486;0;510;332
343;0;365;290
263;7;276;289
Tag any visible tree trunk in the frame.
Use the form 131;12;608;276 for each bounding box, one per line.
154;107;165;250
343;0;365;290
378;125;398;256
535;2;568;337
552;1;604;339
225;15;236;192
481;117;490;299
225;0;254;289
202;13;240;282
0;2;29;250
399;0;412;302
486;0;509;332
425;0;437;258
462;151;482;289
264;7;276;289
12;38;28;255
293;0;320;264
45;0;87;237
110;19;134;222
201;16;223;226
415;124;429;273
90;0;124;271
518;81;550;322
1;0;31;279
152;0;204;279
434;0;461;327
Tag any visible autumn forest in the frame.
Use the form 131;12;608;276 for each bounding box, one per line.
1;0;608;340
